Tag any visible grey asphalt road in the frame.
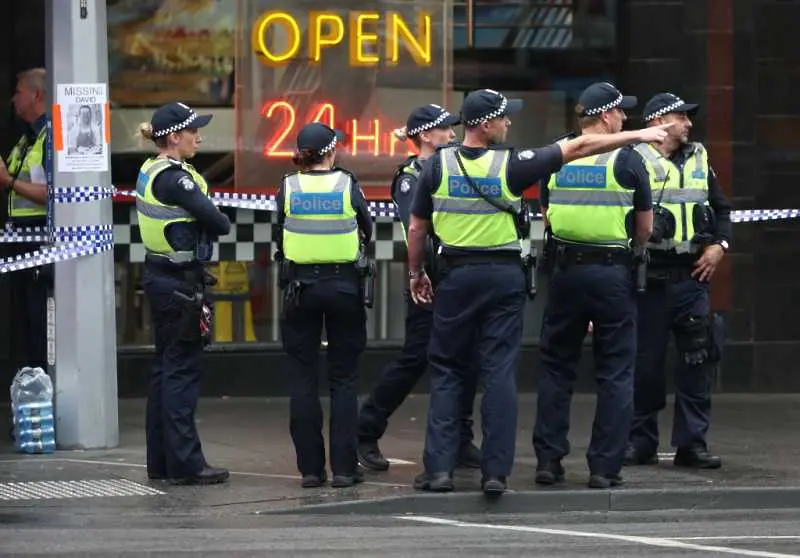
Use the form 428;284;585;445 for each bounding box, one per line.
2;509;800;557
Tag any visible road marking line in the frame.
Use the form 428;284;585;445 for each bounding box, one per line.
673;537;800;541
397;516;800;558
0;458;408;488
387;458;416;465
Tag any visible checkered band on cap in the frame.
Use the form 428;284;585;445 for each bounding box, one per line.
153;112;198;137
465;96;508;127
407;110;454;136
645;99;686;121
583;93;623;116
319;136;337;154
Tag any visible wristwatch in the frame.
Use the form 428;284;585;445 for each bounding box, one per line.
716;240;729;252
408;269;425;279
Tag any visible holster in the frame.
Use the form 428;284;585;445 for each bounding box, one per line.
540;227;556;275
356;253;376;309
522;248;537;300
633;246;649;293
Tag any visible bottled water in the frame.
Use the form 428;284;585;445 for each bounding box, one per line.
10;367;55;454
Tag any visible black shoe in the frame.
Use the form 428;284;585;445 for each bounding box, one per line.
481;476;507;495
413;471;454;492
456;443;482;469
674;447;722;469
588;473;624;489
623;445;658;466
301;471;328;488
358;441;390;471
170;466;230;486
331;469;365;488
534;460;565;485
147;471;167;480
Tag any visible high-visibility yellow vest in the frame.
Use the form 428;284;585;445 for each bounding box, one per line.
431;146;519;251
6;128;47;219
634;142;709;253
282;170;359;264
546;149;631;247
135;157;209;261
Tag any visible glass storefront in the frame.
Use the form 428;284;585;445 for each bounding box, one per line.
107;0;620;347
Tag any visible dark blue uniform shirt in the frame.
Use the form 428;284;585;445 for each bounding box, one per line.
411;143;564;255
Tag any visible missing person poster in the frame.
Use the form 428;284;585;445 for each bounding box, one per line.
54;83;110;173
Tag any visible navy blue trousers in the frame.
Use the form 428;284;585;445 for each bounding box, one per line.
358;292;477;447
281;276;367;477
629;278;714;456
534;263;636;476
423;262;525;478
143;265;207;478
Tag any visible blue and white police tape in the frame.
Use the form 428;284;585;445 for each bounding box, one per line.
0;237;112;274
52;186;116;204
0;224;113;244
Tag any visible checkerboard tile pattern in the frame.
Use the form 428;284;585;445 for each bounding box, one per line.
112;204;406;263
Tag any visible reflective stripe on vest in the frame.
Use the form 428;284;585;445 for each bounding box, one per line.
135;157;209;256
634;142;709;253
282;171;359;264
431;147;520;251
7;129;47;218
546;149;631;247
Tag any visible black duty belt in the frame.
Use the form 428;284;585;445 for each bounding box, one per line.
442;252;521;268
646;267;695;282
293;262;359;280
556;243;632;266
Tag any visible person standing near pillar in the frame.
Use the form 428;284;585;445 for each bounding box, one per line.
136;102;231;485
0;68;53;376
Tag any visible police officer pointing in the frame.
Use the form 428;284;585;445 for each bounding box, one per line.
408;88;670;495
533;82;655;489
136;102;231;485
357;105;482;472
276;122;373;488
624;93;731;470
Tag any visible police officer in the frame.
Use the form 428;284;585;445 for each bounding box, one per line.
533;82;659;489
0;68;52;375
357;105;482;472
136;102;231;485
408;88;669;494
276;122;373;488
624;93;730;470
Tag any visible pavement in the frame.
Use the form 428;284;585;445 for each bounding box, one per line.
1;394;800;556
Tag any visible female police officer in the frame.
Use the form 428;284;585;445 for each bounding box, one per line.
275;122;373;488
357;105;483;472
136;102;231;485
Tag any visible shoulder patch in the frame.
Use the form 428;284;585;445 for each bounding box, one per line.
399;176;413;194
517;149;535;161
178;175;196;191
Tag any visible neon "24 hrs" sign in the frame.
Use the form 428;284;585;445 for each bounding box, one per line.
261;100;411;158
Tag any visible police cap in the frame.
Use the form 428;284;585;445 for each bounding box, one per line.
151;102;213;138
405;104;460;137
576;82;637;117
460;89;523;127
642;92;699;122
297;122;345;155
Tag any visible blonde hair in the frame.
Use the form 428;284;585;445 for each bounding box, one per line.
136;121;164;148
393;126;409;141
